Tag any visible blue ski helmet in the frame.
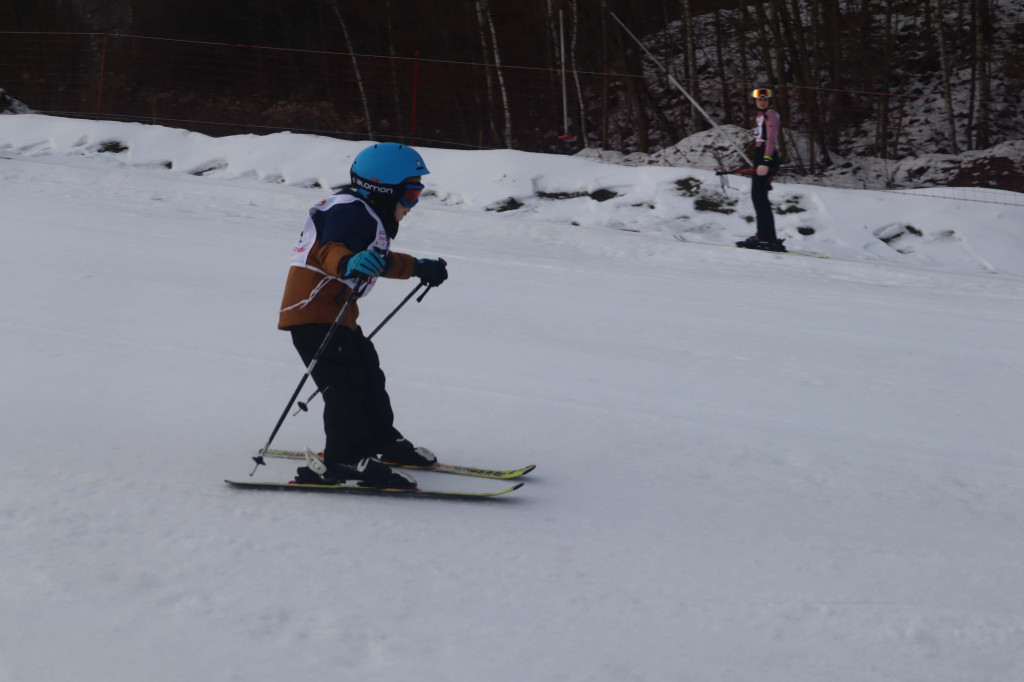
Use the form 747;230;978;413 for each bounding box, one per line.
350;143;429;200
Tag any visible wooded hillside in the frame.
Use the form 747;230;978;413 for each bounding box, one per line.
2;0;1020;160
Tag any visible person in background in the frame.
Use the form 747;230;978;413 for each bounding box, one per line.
736;87;785;252
278;142;448;489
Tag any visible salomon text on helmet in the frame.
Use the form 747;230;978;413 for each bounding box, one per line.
350;143;429;203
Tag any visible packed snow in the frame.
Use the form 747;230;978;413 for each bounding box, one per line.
1;114;1023;682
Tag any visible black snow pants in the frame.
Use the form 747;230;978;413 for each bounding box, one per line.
751;172;777;241
290;324;401;469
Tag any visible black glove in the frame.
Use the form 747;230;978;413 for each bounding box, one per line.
414;258;448;287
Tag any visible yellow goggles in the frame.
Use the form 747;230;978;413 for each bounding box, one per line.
752;88;773;99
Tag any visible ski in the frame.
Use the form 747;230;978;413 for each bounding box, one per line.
261;448;536;480
733;242;829;258
225;478;524;500
673;235;828;258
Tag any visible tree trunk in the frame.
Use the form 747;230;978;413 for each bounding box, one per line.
545;0;559;74
325;0;373;140
472;0;501;146
875;0;895;158
767;0;786;86
600;9;610;149
618;29;648;153
569;0;588;145
748;0;779;86
973;0;991;149
680;0;701;133
930;0;960;153
712;8;730;124
826;0;840;90
735;0;752;123
383;0;405;140
476;0;512;148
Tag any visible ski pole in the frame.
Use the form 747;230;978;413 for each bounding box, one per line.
368;280;430;338
716;164;815;177
291;280;435;415
251;284;363;474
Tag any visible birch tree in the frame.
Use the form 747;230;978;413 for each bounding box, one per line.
473;0;512;148
325;0;373;140
569;0;589;144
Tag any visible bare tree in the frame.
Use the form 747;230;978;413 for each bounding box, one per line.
471;0;500;146
679;0;701;134
873;0;897;158
733;0;753;124
569;0;589;144
598;3;611;148
325;0;373;140
544;0;560;73
972;0;992;149
929;0;961;153
710;7;730;124
474;0;513;148
383;0;406;140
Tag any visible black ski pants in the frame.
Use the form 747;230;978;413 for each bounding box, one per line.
290;324;400;468
751;172;777;241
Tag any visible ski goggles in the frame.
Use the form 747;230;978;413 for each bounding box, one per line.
399;182;425;208
752;88;773;99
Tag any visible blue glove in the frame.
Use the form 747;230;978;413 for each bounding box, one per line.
344;250;386;278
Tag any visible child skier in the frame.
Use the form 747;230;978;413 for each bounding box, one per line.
278;142;448;489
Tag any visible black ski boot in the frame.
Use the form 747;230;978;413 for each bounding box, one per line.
376;436;438;468
354;457;418;489
293;465;344;485
293;459;416;490
292;448;354;485
736;235;787;252
292;447;416;489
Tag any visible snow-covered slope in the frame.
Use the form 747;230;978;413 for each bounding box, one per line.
1;116;1023;682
